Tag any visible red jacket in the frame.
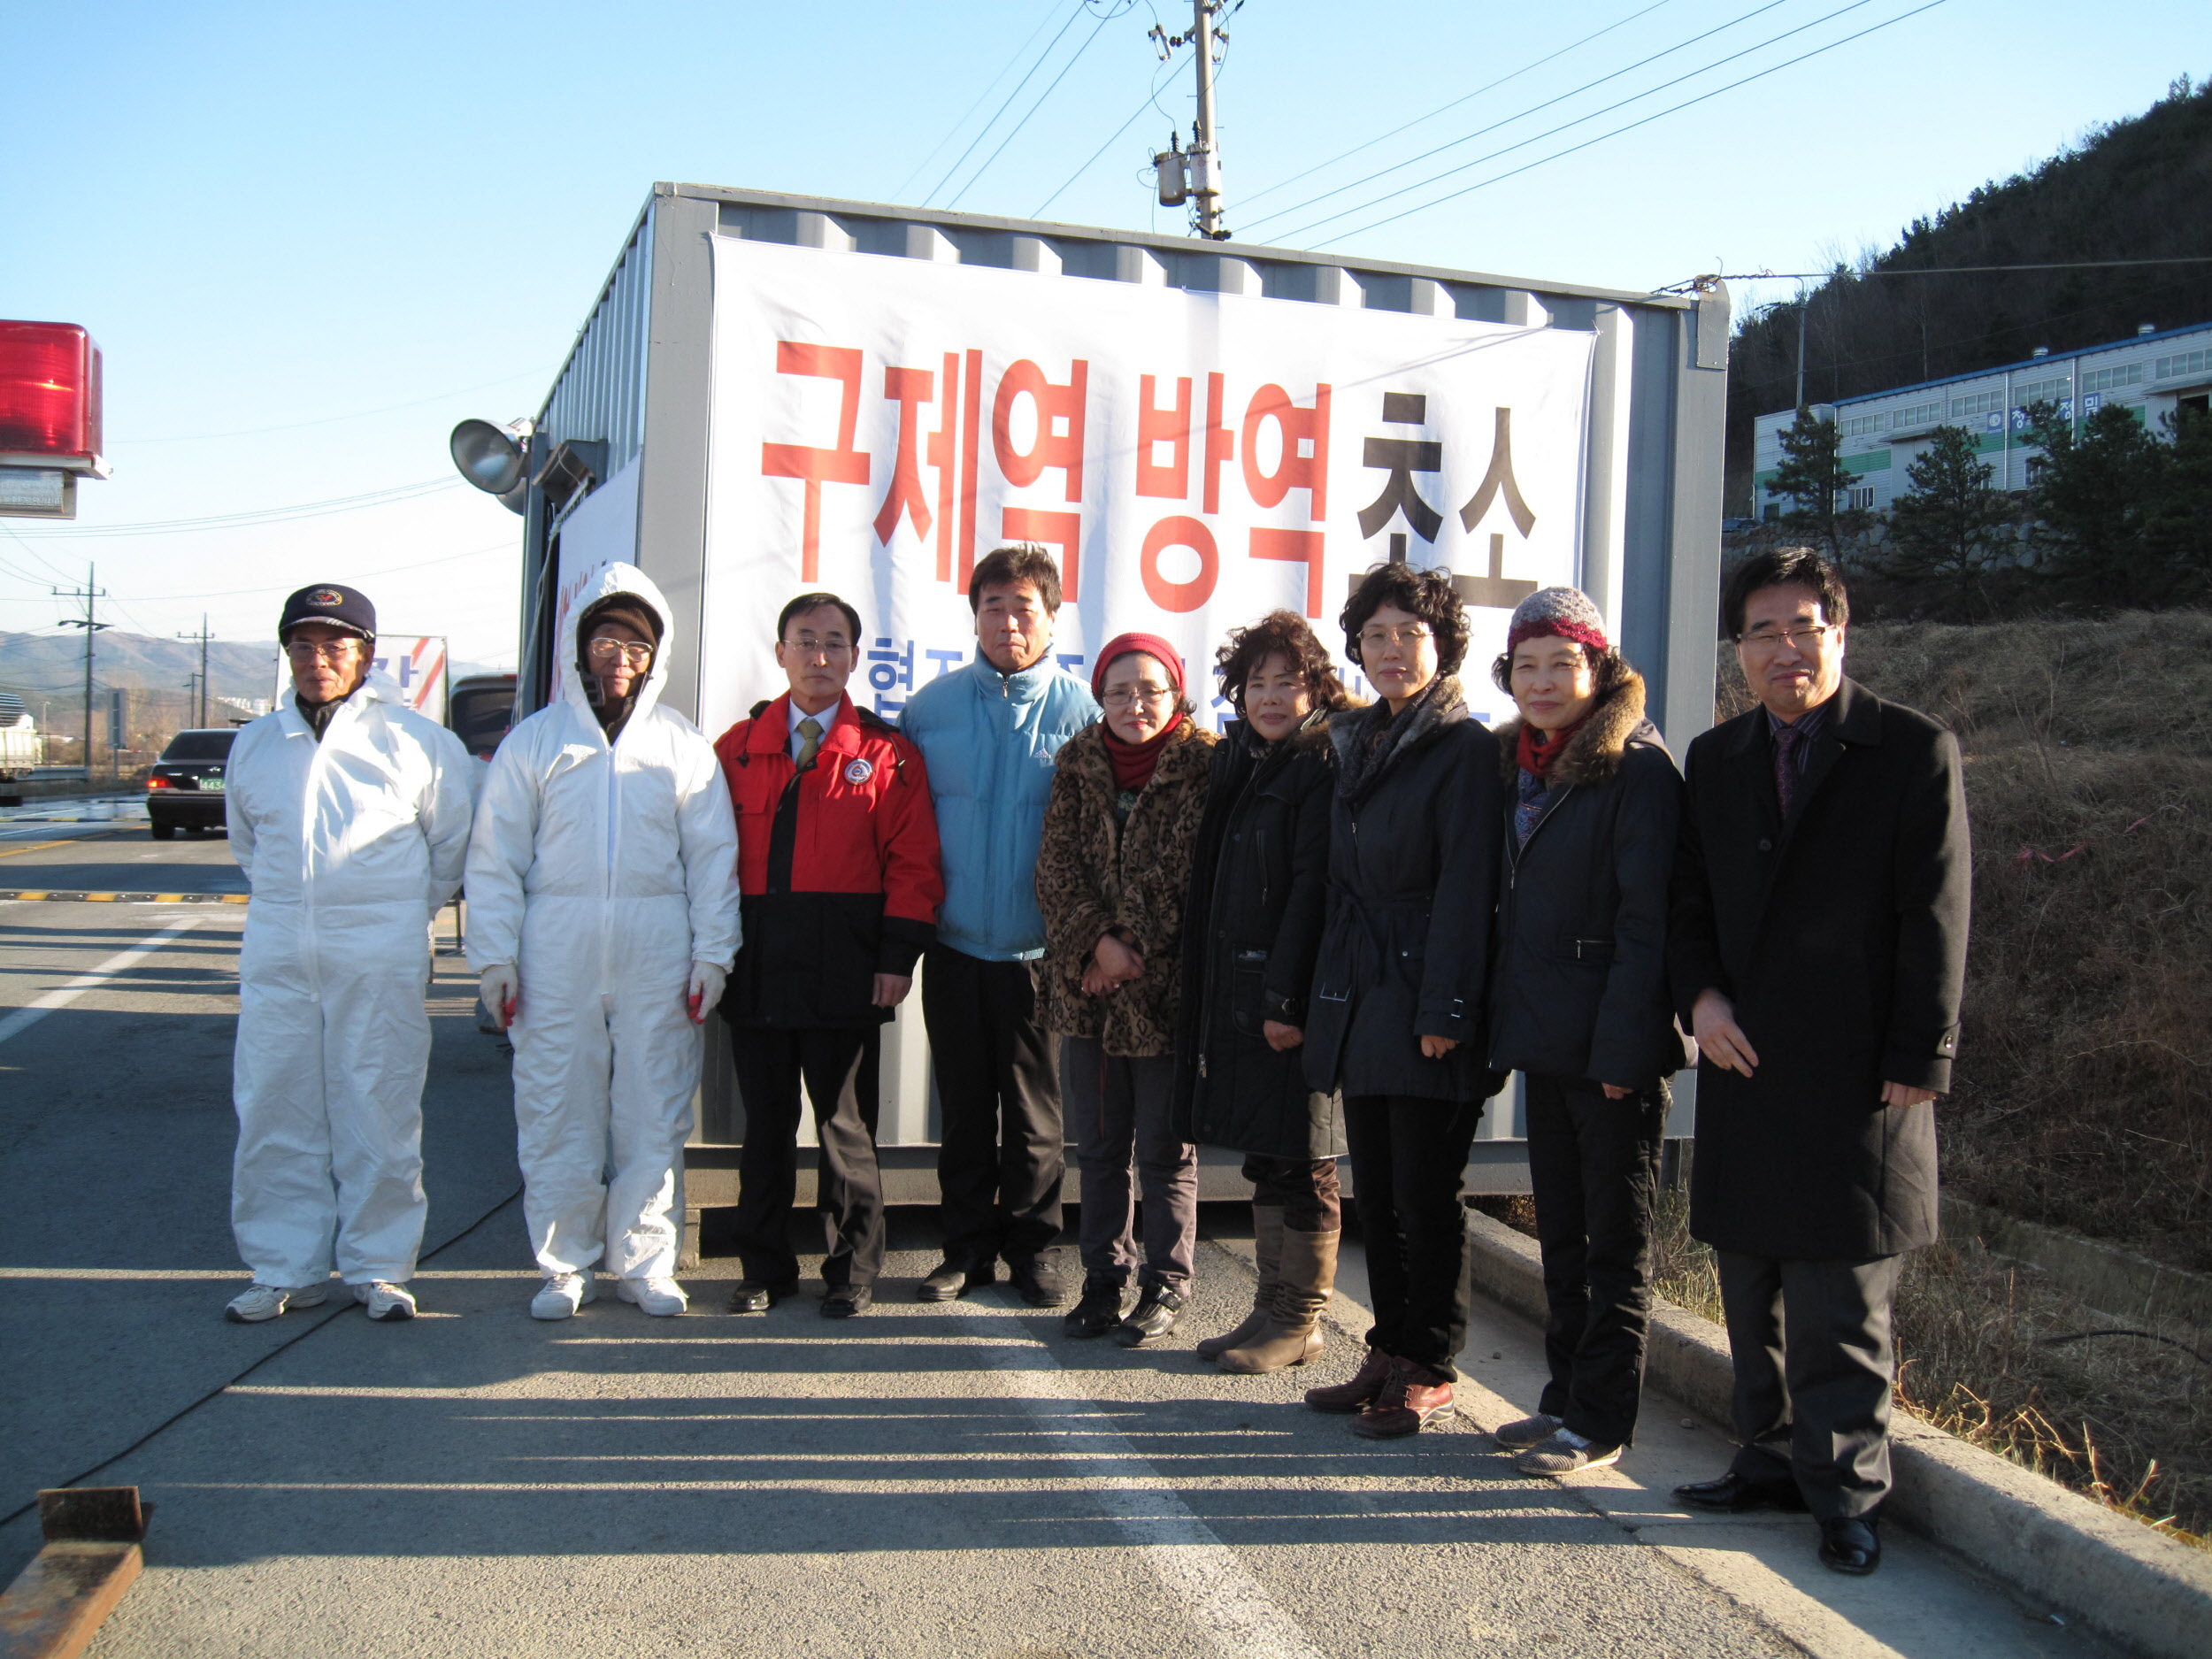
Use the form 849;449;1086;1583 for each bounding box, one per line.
714;693;943;1027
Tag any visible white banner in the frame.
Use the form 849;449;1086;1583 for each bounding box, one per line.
703;238;1595;736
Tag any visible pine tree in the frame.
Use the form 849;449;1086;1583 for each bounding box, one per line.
1884;425;2019;614
1766;407;1857;560
2026;402;2166;603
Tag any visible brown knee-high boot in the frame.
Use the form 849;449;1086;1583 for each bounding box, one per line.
1218;1226;1339;1374
1198;1205;1285;1361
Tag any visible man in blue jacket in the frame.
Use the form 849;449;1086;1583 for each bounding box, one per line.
900;545;1099;1305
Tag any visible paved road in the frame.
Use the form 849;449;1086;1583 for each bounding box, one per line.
0;836;2116;1657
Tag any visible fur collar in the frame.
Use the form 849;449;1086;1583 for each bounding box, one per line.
1058;714;1217;788
1333;674;1467;807
1494;667;1649;788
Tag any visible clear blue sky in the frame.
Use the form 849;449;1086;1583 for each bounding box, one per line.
4;1;2200;664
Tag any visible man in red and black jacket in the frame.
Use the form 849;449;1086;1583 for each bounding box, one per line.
714;593;944;1317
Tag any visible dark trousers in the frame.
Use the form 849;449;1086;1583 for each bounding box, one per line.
1525;1074;1665;1448
1341;1094;1484;1379
1716;1248;1904;1521
1064;1038;1198;1290
1243;1154;1341;1233
728;1026;886;1288
921;946;1064;1267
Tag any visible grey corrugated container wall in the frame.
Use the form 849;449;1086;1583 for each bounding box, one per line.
500;181;1727;1220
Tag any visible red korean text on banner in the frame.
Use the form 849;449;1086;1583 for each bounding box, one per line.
993;358;1089;601
1135;374;1192;500
1141;516;1218;613
760;342;871;583
873;365;937;549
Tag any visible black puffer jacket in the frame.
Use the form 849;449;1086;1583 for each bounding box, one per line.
1173;711;1346;1160
1303;678;1505;1105
1486;669;1693;1089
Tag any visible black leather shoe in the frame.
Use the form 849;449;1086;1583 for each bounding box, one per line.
1113;1283;1187;1348
1817;1516;1881;1575
822;1284;873;1318
1063;1277;1128;1338
1673;1471;1809;1514
729;1278;800;1314
1006;1254;1069;1308
916;1260;994;1302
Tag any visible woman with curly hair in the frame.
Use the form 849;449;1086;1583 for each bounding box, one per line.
1301;564;1505;1439
1036;634;1217;1348
1175;610;1357;1373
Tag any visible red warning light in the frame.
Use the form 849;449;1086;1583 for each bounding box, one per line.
0;321;104;468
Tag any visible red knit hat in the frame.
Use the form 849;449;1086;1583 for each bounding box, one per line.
1505;587;1610;656
1091;632;1185;699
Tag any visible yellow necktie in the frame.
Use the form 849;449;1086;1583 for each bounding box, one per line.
796;716;823;771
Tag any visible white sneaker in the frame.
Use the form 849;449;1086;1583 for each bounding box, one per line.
530;1271;598;1321
224;1281;329;1324
615;1276;687;1316
353;1280;418;1322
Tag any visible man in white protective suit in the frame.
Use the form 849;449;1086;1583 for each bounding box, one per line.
465;561;740;1320
224;582;475;1325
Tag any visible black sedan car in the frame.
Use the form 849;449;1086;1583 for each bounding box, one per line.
147;728;238;839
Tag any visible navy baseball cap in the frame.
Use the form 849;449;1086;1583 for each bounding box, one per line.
279;583;375;642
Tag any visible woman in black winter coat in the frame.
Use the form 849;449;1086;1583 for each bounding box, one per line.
1484;586;1691;1479
1175;611;1356;1374
1301;565;1505;1440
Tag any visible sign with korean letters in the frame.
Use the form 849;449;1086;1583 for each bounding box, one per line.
703;238;1596;735
271;634;449;723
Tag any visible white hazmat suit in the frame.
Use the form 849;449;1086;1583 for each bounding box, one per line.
465;562;740;1284
227;672;474;1288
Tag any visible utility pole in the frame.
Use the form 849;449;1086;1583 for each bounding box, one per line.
1190;0;1227;240
180;614;212;727
1794;280;1809;410
52;563;109;778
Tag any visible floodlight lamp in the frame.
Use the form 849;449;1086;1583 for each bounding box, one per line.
449;417;531;512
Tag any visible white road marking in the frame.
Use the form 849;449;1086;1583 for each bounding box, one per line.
0;917;204;1048
963;1311;1329;1659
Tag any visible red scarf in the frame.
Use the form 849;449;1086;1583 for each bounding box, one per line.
1517;715;1590;779
1102;715;1185;792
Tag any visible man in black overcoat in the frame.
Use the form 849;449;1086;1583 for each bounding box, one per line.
1668;548;1970;1577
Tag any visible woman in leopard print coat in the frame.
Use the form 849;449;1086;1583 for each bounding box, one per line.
1036;634;1217;1348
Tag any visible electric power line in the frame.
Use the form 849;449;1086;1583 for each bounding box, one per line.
1307;0;1949;249
1033;53;1183;218
117;365;557;445
948;0;1133;209
1668;257;2212;294
4;477;465;540
893;2;1079;203
1237;0;1678;215
1242;0;1801;236
922;1;1094;207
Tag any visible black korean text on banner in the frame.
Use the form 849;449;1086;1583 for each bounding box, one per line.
1455;406;1539;611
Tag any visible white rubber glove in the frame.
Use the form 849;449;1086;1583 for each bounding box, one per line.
480;964;519;1031
687;961;726;1025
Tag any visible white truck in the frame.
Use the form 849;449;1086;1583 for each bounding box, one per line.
0;691;42;780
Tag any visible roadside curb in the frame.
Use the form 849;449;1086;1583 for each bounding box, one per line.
1462;1207;2212;1659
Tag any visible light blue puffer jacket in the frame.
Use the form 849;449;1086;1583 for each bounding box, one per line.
900;657;1099;961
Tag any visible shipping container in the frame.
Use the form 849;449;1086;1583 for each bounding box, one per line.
494;182;1728;1262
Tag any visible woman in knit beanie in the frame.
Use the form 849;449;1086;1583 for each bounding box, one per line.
1484;586;1694;1478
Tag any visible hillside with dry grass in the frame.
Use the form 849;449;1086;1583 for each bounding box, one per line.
1720;611;2212;1271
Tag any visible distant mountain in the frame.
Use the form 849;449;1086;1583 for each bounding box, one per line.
0;630;505;703
1726;75;2212;509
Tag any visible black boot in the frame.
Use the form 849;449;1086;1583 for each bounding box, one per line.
1113;1283;1186;1348
1062;1276;1128;1338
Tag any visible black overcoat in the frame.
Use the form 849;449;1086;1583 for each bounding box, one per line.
1304;679;1504;1105
1172;714;1346;1160
1669;675;1970;1260
1487;669;1694;1090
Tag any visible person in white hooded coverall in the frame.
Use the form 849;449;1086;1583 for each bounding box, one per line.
465;562;740;1319
225;581;474;1325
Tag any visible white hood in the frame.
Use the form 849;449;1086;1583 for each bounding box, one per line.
557;559;677;732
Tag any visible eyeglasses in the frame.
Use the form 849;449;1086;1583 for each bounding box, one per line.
1738;622;1833;652
287;640;360;662
1102;685;1175;709
1359;624;1432;651
781;634;854;657
587;638;654;664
